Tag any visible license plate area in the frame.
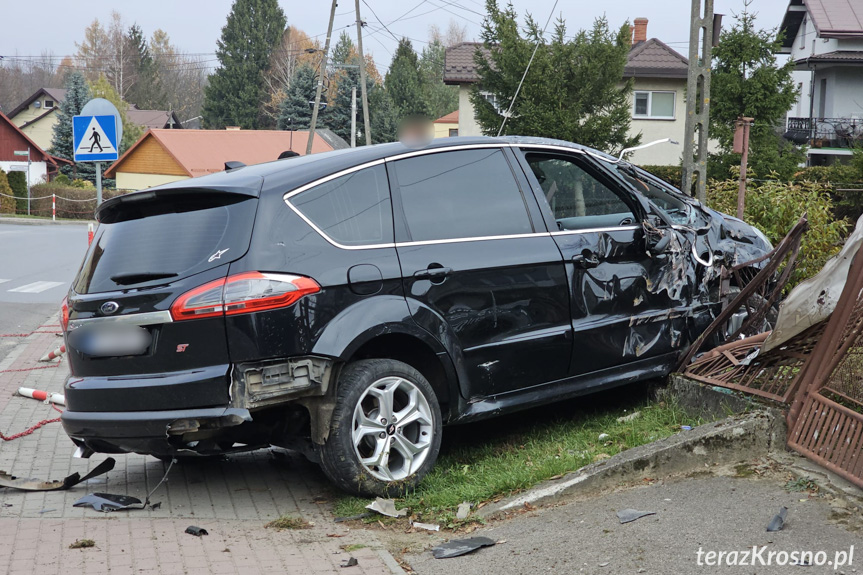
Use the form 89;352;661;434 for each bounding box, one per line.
68;324;153;358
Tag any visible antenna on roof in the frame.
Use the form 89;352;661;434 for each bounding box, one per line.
225;161;246;171
497;0;560;137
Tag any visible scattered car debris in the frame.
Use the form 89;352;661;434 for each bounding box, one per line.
341;557;358;568
334;512;373;523
766;507;788;532
456;502;472;520
412;521;440;531
598;433;610;441
616;411;641;423
185;526;208;537
617;509;657;524
73;493;144;512
366;497;408;518
432;536;497;559
68;539;95;549
680;426;692;431
0;458;114;492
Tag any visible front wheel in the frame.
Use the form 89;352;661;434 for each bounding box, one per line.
319;359;442;496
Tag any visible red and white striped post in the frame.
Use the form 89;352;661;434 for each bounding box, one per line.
87;222;94;245
17;387;66;406
52;193;56;221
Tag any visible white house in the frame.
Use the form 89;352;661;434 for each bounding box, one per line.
442;18;689;166
779;0;863;165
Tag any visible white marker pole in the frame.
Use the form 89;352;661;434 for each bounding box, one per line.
96;161;102;205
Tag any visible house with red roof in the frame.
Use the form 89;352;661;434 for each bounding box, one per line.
0;110;70;185
104;128;347;191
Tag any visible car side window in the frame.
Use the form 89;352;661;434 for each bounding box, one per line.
392;149;533;242
525;153;635;231
289;164;393;246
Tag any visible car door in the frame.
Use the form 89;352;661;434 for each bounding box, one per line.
389;147;572;399
515;147;691;375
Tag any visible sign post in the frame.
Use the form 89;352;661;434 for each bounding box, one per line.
13;150;30;215
73;114;119;205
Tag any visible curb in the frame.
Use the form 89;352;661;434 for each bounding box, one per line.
0;217;94;226
478;408;785;519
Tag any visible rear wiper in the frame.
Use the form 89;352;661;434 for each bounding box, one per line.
110;272;178;285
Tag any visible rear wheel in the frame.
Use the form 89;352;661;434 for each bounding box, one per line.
319;359;442;496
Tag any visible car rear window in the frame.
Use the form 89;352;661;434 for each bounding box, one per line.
74;193;257;294
288;164;393;246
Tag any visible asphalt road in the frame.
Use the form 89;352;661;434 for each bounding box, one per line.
0;222;90;358
406;472;863;574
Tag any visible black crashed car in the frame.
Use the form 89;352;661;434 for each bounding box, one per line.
60;136;772;495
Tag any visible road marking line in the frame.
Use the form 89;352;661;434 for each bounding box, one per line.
8;281;65;294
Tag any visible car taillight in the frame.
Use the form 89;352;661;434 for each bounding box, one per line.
170;272;320;321
60;296;69;332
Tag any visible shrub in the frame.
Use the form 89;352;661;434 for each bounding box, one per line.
7;171;27;214
29;183;126;220
53;173;71;185
707;177;848;288
0;171;15;214
640;165;683;189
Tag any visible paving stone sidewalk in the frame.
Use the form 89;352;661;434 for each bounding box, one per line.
0;318;402;575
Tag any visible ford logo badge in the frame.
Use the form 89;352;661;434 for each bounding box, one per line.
100;301;120;315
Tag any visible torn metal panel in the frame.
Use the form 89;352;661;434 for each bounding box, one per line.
0;458;115;492
231;356;333;410
763;215;863;353
73;492;143;512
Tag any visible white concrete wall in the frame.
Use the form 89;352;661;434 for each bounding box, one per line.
0;160;48;187
457;85;483;137
626;78;687;166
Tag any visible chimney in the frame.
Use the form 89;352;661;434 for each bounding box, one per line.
633;18;648;45
225;126;241;131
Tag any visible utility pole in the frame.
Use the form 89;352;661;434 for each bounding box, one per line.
355;0;372;145
351;85;357;148
306;0;338;155
733;116;754;219
682;0;721;202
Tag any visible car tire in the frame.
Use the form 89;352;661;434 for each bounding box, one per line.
319;359;442;496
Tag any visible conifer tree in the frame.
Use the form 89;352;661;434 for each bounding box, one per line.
202;0;286;128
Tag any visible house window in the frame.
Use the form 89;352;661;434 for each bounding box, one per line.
480;91;501;112
633;91;675;119
44;100;54;109
449;128;458;137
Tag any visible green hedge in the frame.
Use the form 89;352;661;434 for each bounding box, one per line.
6;171;27;214
707;178;847;288
0;171;15;214
640;165;683;189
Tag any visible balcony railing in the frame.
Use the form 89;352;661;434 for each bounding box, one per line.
785;117;863;149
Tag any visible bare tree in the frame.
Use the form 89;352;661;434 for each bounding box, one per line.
0;52;63;114
261;26;320;124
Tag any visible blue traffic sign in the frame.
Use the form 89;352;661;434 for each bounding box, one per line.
73;115;119;162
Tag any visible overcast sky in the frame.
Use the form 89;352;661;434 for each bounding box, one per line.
1;0;792;75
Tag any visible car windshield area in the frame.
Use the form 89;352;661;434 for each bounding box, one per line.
613;165;693;226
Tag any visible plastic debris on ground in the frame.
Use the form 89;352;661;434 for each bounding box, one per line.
185;526;208;536
432;536;497;559
766;506;788;532
598;433;610;441
456;502;472;520
341;557;358;568
73;493;144;512
0;458;115;492
680;425;692;431
616;509;657;524
412;521;440;531
366;497;408;518
616;411;641;423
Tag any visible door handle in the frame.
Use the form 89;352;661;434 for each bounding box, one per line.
414;266;452;280
572;252;599;269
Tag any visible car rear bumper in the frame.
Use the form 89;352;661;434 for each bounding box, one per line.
61;406;253;456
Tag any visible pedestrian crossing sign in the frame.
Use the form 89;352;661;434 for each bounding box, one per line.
73;115;119;162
